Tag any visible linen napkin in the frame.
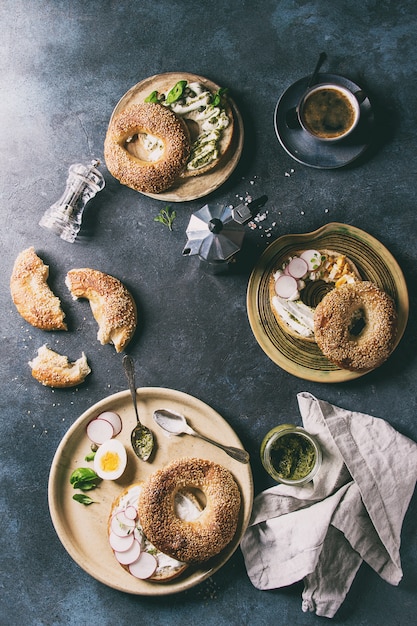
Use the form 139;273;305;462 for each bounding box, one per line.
240;392;417;618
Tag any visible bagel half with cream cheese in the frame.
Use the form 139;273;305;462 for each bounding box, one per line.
109;482;204;582
105;77;234;194
104;102;191;194
269;249;362;342
160;80;234;178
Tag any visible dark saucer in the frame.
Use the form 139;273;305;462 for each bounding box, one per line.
274;73;375;169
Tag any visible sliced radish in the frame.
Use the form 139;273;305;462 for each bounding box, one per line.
109;530;135;552
300;249;322;271
110;513;134;537
287;256;308;279
97;411;122;436
129;552;158;579
86;418;114;445
116;510;136;528
274;274;299;299
114;539;141;565
124;505;137;521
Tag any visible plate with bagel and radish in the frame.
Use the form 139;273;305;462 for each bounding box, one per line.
48;387;253;595
247;222;408;382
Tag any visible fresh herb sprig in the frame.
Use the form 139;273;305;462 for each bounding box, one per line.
154;205;177;231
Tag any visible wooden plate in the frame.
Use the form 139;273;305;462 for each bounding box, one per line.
246;223;409;382
48;387;253;595
107;72;244;202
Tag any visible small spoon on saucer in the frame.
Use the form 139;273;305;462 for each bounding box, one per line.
286;51;327;128
153;408;250;464
123;355;154;461
307;51;327;89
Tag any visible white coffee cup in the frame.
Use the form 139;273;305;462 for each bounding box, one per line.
298;83;361;142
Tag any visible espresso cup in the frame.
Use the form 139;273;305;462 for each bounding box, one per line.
298;83;361;142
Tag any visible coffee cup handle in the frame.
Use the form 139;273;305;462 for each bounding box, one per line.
353;89;367;105
285;106;301;129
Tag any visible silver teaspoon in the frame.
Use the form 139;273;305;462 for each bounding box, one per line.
153;408;250;464
122;355;154;461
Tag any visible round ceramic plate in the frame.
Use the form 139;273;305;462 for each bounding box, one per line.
274;73;375;169
107;72;244;202
247;223;408;382
48;387;253;595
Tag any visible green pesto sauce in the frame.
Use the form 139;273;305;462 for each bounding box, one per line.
269;433;316;480
132;431;154;459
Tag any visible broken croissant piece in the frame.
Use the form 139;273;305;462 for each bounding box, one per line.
65;268;137;352
10;247;67;330
29;344;91;387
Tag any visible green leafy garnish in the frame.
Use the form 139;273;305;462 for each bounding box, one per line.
73;493;95;506
154;205;177;231
165;80;187;105
145;90;159;103
211;87;228;107
70;467;101;491
84;451;96;462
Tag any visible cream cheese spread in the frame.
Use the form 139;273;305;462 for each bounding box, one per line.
110;484;201;579
163;81;231;172
271;250;359;339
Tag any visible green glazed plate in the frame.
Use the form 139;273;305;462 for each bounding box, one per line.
246;222;409;382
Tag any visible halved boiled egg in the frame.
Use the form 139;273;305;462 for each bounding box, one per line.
94;438;127;480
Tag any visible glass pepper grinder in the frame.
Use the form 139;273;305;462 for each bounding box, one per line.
39;159;105;242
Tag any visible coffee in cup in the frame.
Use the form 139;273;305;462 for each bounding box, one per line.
298;84;360;141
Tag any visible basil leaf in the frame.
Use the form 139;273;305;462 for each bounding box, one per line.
73;493;95;506
70;467;101;490
165;80;187;105
211;87;228;107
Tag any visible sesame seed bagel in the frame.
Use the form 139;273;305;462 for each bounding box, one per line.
138;457;241;564
314;281;397;371
104;102;190;193
65;268;137;352
28;344;90;388
109;482;205;582
10;247;67;331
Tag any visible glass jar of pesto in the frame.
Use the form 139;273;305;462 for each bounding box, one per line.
260;424;322;485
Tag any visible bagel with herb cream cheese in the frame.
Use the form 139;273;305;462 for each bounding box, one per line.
269;249;361;341
109;482;204;582
151;80;234;178
314;280;397;371
138;457;241;564
104;77;234;194
104;102;191;194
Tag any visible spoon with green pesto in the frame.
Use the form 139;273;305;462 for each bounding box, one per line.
123;355;154;461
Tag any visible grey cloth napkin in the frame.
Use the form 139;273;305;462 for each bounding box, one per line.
240;392;417;618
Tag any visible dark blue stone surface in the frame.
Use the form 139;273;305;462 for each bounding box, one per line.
1;1;416;624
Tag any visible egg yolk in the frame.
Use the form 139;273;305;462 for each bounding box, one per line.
100;451;120;472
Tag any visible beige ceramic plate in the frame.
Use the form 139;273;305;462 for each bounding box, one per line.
108;72;244;202
247;222;409;382
48;387;253;595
